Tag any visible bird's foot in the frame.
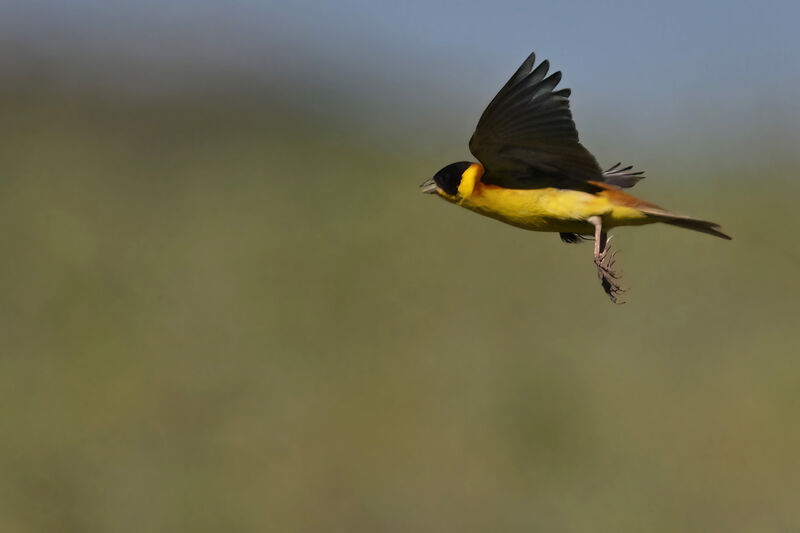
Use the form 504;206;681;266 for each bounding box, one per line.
594;244;624;304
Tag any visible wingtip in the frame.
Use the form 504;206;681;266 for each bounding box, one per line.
522;52;537;71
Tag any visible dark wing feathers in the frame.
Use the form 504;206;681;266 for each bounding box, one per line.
602;162;646;188
469;53;645;190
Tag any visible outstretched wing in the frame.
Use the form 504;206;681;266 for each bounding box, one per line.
469;53;604;190
602;162;646;188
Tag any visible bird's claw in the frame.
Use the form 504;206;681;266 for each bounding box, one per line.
594;247;625;303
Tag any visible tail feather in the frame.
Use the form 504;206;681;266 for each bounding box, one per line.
640;207;731;240
663;218;731;240
589;179;732;240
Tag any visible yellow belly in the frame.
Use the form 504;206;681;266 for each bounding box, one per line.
456;185;650;233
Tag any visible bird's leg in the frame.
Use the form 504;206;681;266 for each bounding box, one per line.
588;216;624;303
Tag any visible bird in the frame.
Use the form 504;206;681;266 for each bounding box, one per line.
420;52;730;303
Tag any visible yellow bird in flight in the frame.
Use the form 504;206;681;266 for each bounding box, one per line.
421;52;730;302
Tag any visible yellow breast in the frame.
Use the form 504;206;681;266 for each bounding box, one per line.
437;162;652;233
459;183;614;233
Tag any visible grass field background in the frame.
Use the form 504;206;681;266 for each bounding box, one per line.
1;42;800;531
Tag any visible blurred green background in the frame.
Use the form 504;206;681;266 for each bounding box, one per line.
1;2;800;531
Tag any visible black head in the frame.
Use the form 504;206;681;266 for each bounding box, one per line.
428;161;472;196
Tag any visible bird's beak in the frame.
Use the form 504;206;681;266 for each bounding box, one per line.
420;178;438;194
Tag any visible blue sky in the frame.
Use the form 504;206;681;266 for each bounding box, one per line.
3;0;799;158
6;3;798;77
5;1;798;97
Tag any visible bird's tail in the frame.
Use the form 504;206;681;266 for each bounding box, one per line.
641;207;731;240
663;218;731;240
